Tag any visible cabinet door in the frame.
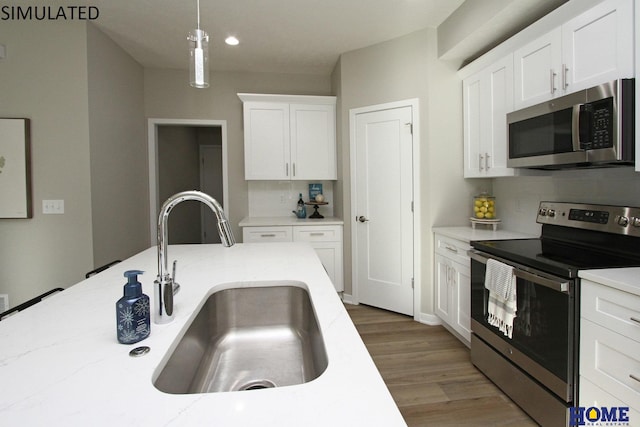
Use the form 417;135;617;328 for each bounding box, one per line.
485;55;515;177
514;27;562;109
290;104;337;180
463;72;484;178
463;55;515;178
244;102;290;180
309;242;344;292
434;254;452;321
562;0;634;93
452;260;471;342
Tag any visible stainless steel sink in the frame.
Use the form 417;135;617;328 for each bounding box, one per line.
153;283;328;394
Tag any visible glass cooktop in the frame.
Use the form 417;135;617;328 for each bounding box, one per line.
471;236;640;279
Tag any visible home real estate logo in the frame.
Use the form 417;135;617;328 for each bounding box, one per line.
570;406;631;426
1;5;99;21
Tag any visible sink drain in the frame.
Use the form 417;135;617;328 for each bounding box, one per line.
238;379;276;391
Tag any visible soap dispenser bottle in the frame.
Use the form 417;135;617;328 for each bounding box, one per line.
295;193;306;218
116;270;150;344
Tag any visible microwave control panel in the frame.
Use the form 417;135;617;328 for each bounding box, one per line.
581;98;614;150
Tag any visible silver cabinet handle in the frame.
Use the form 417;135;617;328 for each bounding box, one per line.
485;152;490;171
445;244;458;254
285;163;289;176
293;163;296;177
260;234;276;237
309;232;325;236
550;69;557;94
357;216;369;223
562;64;569;90
479;153;484;171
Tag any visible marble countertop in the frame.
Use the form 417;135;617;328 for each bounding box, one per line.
0;243;404;426
432;226;536;243
579;267;640;296
239;216;344;227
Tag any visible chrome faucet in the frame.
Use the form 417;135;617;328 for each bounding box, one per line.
154;190;235;324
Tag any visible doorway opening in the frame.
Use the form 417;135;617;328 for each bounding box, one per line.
147;119;229;245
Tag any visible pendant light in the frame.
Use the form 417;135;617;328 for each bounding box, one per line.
188;0;209;88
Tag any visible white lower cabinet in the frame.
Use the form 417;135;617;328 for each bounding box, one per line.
243;224;343;292
580;279;640;416
434;233;471;345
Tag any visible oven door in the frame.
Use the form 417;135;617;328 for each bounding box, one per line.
469;250;576;402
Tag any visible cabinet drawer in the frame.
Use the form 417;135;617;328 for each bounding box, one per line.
243;226;292;243
434;234;471;264
581;319;640;408
580;377;640;417
293;225;342;242
582;280;640;343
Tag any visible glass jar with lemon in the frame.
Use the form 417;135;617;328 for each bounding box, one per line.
473;193;496;220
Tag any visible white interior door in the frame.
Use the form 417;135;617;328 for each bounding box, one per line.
354;106;414;316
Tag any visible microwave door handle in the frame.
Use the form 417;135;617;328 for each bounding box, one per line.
571;104;582;151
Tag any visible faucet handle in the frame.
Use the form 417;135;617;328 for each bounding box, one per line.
172;260;180;295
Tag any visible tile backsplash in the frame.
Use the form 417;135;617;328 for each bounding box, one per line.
494;167;640;235
248;181;334;217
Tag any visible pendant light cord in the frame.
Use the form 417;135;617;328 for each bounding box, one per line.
196;0;201;30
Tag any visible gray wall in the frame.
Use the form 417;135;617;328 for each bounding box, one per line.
0;21;94;306
87;23;148;268
144;69;333;242
0;21;148;307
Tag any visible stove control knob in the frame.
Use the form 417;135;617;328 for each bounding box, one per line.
547;209;556;218
538;208;547;216
617;216;629;227
632;217;640;227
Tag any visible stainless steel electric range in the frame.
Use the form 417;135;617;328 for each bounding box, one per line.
469;201;640;426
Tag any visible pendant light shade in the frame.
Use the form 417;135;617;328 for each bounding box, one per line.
188;0;209;88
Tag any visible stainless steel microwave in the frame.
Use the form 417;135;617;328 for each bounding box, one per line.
507;79;635;169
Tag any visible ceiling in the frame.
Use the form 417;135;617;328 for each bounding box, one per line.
30;0;565;75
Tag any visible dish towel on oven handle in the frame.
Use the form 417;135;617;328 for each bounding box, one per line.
484;258;517;339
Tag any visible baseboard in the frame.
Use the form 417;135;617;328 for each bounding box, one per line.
341;293;355;305
418;312;442;326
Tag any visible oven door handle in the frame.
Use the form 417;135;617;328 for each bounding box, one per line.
468;250;570;294
513;269;569;293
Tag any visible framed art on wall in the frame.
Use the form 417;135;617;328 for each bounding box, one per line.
0;118;32;218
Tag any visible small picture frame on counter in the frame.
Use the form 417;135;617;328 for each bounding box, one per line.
309;183;322;202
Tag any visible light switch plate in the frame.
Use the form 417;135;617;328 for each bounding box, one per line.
43;200;64;214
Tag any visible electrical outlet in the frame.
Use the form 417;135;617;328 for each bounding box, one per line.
42;200;65;214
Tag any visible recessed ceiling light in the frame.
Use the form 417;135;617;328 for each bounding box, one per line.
225;36;239;46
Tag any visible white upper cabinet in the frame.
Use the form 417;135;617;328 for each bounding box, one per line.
463;54;516;178
562;0;634;93
514;0;633;110
290;104;337;180
239;94;337;180
514;28;562;109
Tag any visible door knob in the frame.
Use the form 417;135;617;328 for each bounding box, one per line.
357;215;369;223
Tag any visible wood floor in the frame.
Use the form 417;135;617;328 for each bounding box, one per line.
345;303;538;426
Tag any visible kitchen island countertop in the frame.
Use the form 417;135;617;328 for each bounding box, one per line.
0;243;405;426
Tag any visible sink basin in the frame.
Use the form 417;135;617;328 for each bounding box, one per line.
153;283;328;394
